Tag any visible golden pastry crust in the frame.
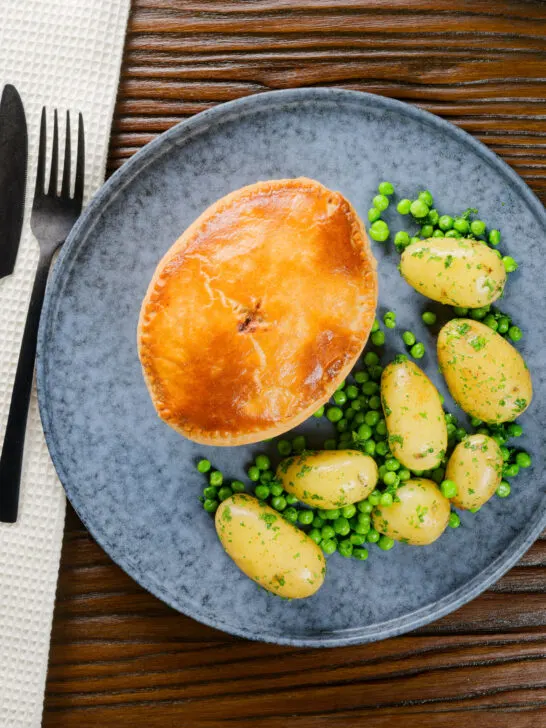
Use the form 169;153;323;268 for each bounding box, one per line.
138;178;378;446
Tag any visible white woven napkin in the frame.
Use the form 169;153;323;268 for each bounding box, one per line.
0;1;130;725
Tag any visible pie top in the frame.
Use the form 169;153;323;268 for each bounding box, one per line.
138;178;377;445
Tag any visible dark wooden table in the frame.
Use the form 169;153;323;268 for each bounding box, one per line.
43;2;546;725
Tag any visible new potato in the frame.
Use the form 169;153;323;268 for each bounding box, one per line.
445;434;503;510
437;319;532;423
215;494;326;599
400;237;506;308
381;359;447;470
277;450;378;509
372;478;450;545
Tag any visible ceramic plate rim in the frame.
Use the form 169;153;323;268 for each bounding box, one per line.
37;88;546;647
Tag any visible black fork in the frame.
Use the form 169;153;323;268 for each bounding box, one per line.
0;109;85;523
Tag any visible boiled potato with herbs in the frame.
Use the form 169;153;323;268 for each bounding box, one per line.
277;450;378;509
438;319;532;423
400;237;506;308
215;494;326;599
372;478;450;546
445;434;503;510
381;359;447;470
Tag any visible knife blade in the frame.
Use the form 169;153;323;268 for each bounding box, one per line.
0;84;27;280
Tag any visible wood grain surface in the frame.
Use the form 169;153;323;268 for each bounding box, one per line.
44;1;546;725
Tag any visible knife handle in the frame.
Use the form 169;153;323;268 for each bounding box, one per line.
0;253;51;523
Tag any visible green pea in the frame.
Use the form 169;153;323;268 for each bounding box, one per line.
375;441;388;457
397;198;412;214
497;317;510;334
365;411;381;427
438;215;453;231
378;464;387;479
345;407;356;421
218;486;233;501
333;390;347;406
354;371;369;384
362;380;379;395
419;190;433;206
448;512;460;528
231;480;245;493
379;492;393;507
427;209;440;226
496;481;511;498
203;499;219;513
368;207;381;222
353;548;369;560
271;496;287;511
385;458;400;471
489;229;501;246
313;515;325;529
371;330;386;346
338;540;353;558
326;406;344;423
210;470;223;486
366;528;380;543
410;342;425;359
336;418;349;433
402;330;416;346
445;229;462;239
432;229;444;238
313;405;325;418
375;419;388;437
292;435;306;452
277;439;292;456
500;446;510;462
247;466;261;483
410;199;429;218
507;423;523;438
368;396;381;411
470;306;489;320
516;452;532;468
441;479;458;499
322;539;337;555
358;512;372;527
345;384;359;400
419;224;433;239
255;454;271;471
453;217;470;234
357;500;373;514
483;314;498;331
364;351;380;366
368;490;381;506
309;528;322;545
503;463;519;478
503;256;518;273
410;236;421;245
254;484;270;500
321;524;335;540
354;412;366;425
398;468;411;482
452;306;469;316
378;181;395;195
370;320;380;333
373;194;390;211
333;517;351;536
455;428;467;441
370;220;390;242
295;509;313;526
363;440;376;456
197;459;212;473
324;509;341;520
422;311;436;325
350;533;367;546
323;438;337;450
285;493;298;505
470;219;486;236
394;231;411;249
369;364;384;380
378;535;395;551
508;326;522;342
384;315;396;330
283;507;298;523
270;483;284;497
383;472;399;488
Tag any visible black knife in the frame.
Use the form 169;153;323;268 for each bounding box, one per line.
0;84;27;280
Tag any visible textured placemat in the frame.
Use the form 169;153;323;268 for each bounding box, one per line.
0;1;130;725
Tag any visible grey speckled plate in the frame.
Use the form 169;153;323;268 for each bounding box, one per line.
37;89;546;647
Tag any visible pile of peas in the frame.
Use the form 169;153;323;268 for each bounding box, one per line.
195;181;532;563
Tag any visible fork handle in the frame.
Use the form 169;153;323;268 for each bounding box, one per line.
0;252;53;523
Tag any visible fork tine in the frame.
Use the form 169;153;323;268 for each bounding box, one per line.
74;113;85;208
34;108;46;198
48;109;59;197
61;110;71;199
